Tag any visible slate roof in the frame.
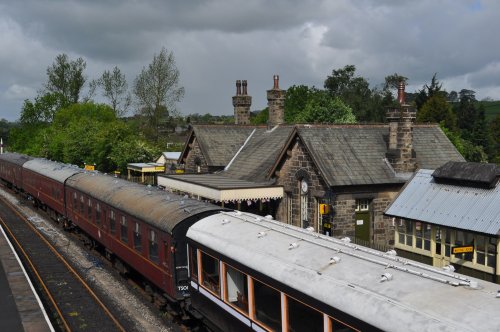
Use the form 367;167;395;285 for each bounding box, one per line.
385;169;500;236
223;126;294;183
185;125;259;167
292;124;464;187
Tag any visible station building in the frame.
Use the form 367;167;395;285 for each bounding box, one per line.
385;162;500;283
159;77;464;248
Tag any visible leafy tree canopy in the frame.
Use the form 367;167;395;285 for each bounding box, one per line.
45;53;86;105
133;47;184;143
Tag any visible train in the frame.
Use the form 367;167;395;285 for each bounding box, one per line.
1;152;499;332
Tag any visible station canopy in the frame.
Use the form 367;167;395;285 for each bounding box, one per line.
158;173;283;202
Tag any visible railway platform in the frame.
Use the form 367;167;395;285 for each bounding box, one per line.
0;225;53;332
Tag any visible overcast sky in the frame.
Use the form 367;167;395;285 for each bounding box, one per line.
1;0;499;121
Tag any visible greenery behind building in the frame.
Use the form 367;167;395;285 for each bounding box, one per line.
2;56;500;171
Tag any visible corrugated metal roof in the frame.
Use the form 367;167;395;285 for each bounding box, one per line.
23;159;83;183
385;169;500;235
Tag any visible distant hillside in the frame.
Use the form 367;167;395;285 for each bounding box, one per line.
479;100;500;122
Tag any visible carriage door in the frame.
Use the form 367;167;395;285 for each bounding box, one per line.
354;199;371;242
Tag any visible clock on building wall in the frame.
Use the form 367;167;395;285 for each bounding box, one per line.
301;179;308;194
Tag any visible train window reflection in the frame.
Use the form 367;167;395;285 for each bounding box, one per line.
149;230;159;264
120;216;128;243
200;252;220;295
189;247;198;280
95;203;101;225
287;296;322;332
330;317;358;332
224;264;248;313
80;195;84;214
87;198;92;219
134;222;142;252
253;279;281;331
109;210;116;234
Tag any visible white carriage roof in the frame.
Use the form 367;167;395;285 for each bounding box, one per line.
158;173;283;202
385;169;500;235
23;158;83;183
187;211;500;332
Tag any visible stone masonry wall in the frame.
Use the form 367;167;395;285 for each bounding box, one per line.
275;138;327;229
183;138;209;173
275;137;400;247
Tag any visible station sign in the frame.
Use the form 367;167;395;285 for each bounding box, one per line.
452;245;474;254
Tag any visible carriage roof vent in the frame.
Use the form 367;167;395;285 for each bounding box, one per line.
329;256;341;265
380;273;393;282
288;242;299;250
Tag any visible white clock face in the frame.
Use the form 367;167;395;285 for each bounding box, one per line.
301;180;308;193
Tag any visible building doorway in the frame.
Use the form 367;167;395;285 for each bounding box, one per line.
354;199;371;242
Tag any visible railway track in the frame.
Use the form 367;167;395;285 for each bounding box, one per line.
0;194;127;332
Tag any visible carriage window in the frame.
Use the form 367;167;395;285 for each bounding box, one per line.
149;230;159;263
287;296;323;332
96;203;101;225
87;198;92;219
120;216;128;243
73;192;77;208
190;247;198;280
109;210;116;234
80;195;85;214
253;279;281;331
224;264;248;313
330;317;358;331
200;252;220;295
134;222;142;252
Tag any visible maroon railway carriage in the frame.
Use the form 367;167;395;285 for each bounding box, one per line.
22;159;82;221
0;152;33;190
64;172;225;303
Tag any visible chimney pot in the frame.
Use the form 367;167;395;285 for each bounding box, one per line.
273;75;279;89
397;81;405;105
236;80;242;96
242;80;248;95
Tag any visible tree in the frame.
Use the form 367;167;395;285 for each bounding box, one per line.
284;85;318;123
488;114;500;164
292;90;356;124
383;73;408;92
250;108;268;125
133;47;185;143
45;54;86;105
324;65;384;122
93;66;131;117
19;93;63;125
417;94;457;129
415;73;444;111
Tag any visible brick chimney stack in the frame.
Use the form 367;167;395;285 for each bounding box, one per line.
267;75;285;126
386;81;417;173
233;80;252;125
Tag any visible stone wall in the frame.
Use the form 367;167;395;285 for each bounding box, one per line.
275;138;327;229
275;137;399;247
183;138;209;173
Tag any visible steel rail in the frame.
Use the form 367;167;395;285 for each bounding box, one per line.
0;194;126;332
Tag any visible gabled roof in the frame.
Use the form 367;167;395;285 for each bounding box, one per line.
180;125;259;167
385;169;500;236
223;126;294;183
271;124;464;187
